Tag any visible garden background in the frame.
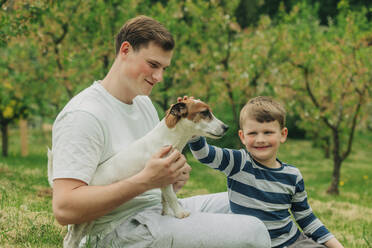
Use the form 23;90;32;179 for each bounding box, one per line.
0;0;371;247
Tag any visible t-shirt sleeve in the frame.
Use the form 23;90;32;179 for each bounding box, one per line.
52;110;104;184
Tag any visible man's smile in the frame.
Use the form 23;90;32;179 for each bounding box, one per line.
145;79;154;86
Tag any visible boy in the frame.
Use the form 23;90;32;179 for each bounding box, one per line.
189;96;343;248
51;16;270;247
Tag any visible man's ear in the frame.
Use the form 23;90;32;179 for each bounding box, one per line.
119;41;131;56
165;102;187;128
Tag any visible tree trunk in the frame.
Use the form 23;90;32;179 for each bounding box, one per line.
20;118;28;157
1;122;9;157
327;130;342;195
322;136;330;158
326;157;342;194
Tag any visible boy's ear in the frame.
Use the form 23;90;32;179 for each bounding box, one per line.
280;127;288;143
238;129;246;145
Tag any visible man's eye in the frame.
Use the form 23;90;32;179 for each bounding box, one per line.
149;62;157;68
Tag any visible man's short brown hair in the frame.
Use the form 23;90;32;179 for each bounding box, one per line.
239;96;286;129
115;15;175;55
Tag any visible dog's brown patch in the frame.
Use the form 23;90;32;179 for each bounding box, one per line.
185;100;212;123
165;102;188;128
165;99;212;127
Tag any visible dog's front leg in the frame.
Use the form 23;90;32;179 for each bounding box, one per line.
161;193;172;216
161;185;190;218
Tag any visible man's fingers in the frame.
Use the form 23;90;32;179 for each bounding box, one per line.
171;154;187;171
154;145;172;158
184;162;192;173
165;149;181;162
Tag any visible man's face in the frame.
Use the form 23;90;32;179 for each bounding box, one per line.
238;118;287;167
122;42;173;97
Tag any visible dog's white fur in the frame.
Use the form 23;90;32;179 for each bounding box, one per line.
48;99;228;248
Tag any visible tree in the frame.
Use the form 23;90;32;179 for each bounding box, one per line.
274;3;372;194
0;0;45;156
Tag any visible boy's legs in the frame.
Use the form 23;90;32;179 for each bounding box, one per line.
288;233;327;248
96;192;270;248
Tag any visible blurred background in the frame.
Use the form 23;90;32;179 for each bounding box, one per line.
0;0;371;246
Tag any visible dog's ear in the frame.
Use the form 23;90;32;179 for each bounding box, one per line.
165;102;187;128
170;102;187;117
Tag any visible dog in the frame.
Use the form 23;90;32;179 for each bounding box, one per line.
48;98;229;247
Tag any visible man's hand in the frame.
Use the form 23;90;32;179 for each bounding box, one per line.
138;146;190;190
173;162;191;192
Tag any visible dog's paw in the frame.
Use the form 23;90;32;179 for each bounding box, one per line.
175;211;190;219
161;209;173;216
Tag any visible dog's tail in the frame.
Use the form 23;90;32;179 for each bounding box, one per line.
47;147;54;187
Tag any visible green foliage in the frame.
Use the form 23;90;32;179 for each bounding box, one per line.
0;129;371;247
270;2;372;193
1;0;371;189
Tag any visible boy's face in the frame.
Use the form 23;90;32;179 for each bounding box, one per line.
120;41;173;98
238;118;288;168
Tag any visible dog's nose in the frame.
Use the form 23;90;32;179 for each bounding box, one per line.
223;124;229;132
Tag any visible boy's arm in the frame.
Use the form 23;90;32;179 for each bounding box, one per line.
188;136;245;177
291;173;342;246
324;237;344;248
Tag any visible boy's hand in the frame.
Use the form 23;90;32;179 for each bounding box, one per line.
177;95;195;102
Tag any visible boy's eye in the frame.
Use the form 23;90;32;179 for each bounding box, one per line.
248;132;257;135
265;131;274;134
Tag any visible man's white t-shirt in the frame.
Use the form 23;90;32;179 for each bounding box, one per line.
52;81;161;236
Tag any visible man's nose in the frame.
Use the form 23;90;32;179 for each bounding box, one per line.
152;69;163;83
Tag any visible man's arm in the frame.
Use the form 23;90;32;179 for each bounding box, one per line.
52;146;189;225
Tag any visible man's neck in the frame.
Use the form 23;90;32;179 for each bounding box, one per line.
101;60;134;104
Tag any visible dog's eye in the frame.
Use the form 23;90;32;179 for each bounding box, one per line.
200;110;211;117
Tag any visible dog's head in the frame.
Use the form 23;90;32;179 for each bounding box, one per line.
165;99;228;139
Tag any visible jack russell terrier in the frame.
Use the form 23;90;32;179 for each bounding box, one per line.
48;98;228;248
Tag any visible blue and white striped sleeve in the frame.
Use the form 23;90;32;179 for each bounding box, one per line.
188;136;245;177
291;172;334;243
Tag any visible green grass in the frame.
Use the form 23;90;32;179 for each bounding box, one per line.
0;128;371;247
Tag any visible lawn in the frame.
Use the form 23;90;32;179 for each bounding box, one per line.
0;128;371;247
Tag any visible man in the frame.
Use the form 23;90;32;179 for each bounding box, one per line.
51;15;270;247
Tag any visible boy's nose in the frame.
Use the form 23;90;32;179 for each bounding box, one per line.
256;133;265;142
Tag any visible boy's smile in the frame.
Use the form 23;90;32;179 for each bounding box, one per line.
238;118;287;168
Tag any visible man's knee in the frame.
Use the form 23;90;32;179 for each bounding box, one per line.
237;215;271;247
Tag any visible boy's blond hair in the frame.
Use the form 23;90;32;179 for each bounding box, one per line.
239;96;286;129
